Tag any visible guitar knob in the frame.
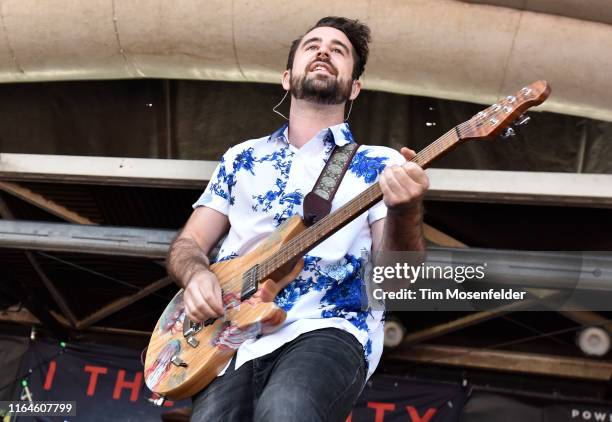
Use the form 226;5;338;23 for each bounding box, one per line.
187;336;200;348
515;114;531;126
149;396;167;406
171;355;188;367
501;127;516;139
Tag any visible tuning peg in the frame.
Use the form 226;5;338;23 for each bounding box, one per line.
500;127;516;139
514;114;531;126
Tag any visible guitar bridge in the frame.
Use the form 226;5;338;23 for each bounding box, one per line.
241;265;259;300
183;318;202;338
182;318;202;348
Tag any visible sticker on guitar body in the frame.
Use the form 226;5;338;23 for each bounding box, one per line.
158;293;186;335
211;321;263;350
145;340;181;390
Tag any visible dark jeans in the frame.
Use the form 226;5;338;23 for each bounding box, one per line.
191;327;367;422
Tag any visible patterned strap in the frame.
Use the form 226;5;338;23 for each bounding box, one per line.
303;142;360;227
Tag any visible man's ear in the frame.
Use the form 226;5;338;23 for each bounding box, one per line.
349;79;362;101
282;70;291;91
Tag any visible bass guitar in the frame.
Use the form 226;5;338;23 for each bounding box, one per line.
144;80;551;400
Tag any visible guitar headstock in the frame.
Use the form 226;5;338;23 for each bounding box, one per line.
458;80;551;141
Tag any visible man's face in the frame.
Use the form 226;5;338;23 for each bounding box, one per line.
284;26;358;105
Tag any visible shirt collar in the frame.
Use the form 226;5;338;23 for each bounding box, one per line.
267;122;355;147
328;122;354;146
268;123;288;143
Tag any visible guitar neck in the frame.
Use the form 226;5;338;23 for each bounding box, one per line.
257;126;463;279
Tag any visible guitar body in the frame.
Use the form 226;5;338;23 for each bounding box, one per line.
144;215;307;400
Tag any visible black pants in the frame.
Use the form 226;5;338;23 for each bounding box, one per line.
191;327;367;422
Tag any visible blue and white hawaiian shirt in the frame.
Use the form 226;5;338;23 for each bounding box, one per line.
193;122;405;380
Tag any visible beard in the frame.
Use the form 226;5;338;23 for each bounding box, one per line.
289;65;352;105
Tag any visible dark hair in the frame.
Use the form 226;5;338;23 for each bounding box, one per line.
286;16;371;80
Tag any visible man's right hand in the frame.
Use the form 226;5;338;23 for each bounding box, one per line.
183;270;225;322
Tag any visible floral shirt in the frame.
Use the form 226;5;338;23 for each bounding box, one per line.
193;122;404;380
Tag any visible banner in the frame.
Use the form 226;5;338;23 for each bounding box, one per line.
7;336;468;421
9;337;189;421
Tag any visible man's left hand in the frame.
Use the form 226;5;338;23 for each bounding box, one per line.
379;147;429;213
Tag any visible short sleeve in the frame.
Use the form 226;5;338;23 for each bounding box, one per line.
367;148;407;225
192;149;235;215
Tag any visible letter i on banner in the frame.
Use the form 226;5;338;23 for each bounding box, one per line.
368;402;396;422
43;361;57;390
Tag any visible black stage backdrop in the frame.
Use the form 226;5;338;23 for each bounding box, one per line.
11;337;468;421
349;374;467;422
12;337;612;422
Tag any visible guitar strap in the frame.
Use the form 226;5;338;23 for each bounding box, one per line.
303;141;360;227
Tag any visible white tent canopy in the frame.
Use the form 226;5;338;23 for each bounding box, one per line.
0;0;610;121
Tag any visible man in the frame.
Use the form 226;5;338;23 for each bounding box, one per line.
167;16;428;422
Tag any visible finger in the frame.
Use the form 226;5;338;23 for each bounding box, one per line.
393;170;427;199
379;168;394;196
197;274;223;316
388;164;421;189
209;279;225;315
400;147;415;159
184;295;206;322
400;147;417;160
379;170;400;205
380;169;404;206
195;298;218;321
190;282;219;319
401;162;429;187
379;166;397;195
196;278;223;318
386;167;411;196
386;167;428;208
189;280;207;307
